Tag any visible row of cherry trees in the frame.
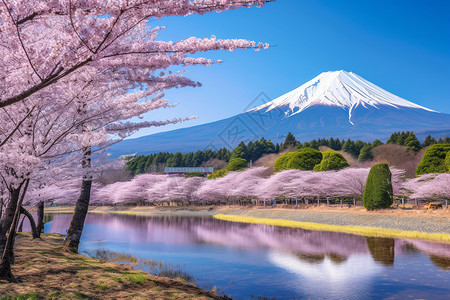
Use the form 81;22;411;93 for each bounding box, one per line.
24;167;449;206
0;0;271;281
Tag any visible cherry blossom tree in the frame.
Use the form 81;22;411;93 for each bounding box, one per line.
0;0;272;281
0;0;270;109
401;173;450;201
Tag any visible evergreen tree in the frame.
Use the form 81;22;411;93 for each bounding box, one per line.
386;132;399;144
230;141;248;160
372;139;383;148
342;139;358;157
165;156;174;167
396;131;408;145
282;132;297;150
192;150;205;167
404;132;421;152
182;152;194;167
358;144;373;162
354;140;366;157
172;152;183;167
363;163;393;210
422;135;437;148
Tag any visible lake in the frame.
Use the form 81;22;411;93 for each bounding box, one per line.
41;213;450;299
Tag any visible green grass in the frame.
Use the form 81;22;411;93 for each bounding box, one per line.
72;292;88;299
111;276;123;283
123;273;147;284
48;291;64;298
214;214;450;243
95;282;109;290
1;293;41;300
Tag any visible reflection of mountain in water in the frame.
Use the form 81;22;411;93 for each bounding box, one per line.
43;213;450;269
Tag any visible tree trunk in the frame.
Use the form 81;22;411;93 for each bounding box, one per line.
0;186;22;260
64;146;92;253
36;201;44;236
0;179;29;282
20;207;39;239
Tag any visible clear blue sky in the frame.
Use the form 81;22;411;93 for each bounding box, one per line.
132;0;450;138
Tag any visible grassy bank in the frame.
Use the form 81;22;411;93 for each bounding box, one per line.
0;233;223;300
214;214;450;244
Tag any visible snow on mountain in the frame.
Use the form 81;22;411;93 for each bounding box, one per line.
249;70;435;125
108;71;450;157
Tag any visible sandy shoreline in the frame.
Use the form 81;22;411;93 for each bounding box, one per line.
45;205;450;237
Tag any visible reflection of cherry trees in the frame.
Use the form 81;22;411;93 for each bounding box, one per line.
42;213;450;267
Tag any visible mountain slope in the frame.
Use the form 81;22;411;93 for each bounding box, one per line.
109;71;450;157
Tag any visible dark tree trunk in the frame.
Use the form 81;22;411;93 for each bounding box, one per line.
36;201;44;236
0;198;3;220
0;179;29;282
63;146;92;253
63;180;92;252
20;207;39;239
0;187;21;259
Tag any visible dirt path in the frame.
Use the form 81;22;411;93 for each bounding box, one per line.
0;233;224;299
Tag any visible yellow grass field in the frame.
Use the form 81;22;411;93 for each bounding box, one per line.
213;214;450;244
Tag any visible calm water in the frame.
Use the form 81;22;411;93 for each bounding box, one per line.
39;213;450;299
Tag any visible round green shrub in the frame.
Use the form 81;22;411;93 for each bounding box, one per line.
286;148;322;170
274;152;294;172
363;163;393;210
313;150;349;171
416;144;450;175
207;169;227;180
225;158;248;172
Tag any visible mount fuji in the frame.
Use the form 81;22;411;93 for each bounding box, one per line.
110;70;450;157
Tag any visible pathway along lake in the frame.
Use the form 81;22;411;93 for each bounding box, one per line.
41;213;450;299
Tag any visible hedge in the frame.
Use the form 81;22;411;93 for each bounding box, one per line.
363;163;393;210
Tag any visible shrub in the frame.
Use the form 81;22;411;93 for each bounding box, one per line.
185;172;206;178
207;169;227;180
314;150;349;171
416;144;450;175
274;148;322;171
363;163;393;210
446;152;450;172
286;148;322;170
274;152;293;172
225;158;248;172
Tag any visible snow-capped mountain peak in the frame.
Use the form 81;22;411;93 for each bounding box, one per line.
250;70;435;125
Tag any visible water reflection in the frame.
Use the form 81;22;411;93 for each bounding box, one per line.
366;237;395;266
35;213;450;299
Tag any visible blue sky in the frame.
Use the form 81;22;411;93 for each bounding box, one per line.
132;0;450;138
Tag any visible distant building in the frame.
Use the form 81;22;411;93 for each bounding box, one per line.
164;167;214;176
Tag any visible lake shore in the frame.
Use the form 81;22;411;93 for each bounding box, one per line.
0;233;225;299
45;205;450;242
